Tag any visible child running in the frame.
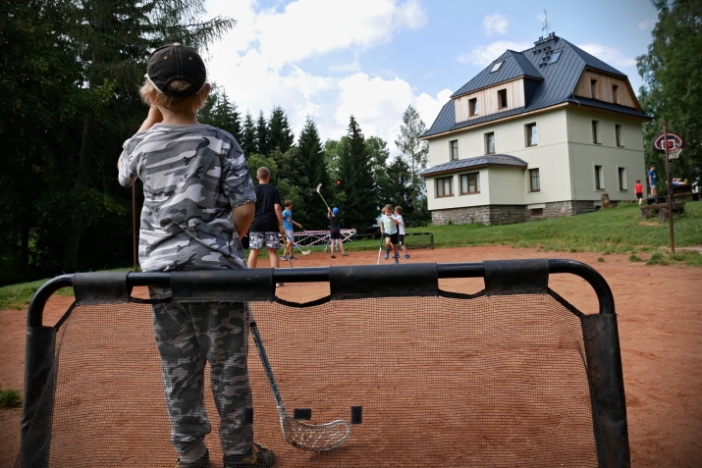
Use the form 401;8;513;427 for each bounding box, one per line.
380;204;400;264
281;200;302;261
394;206;410;259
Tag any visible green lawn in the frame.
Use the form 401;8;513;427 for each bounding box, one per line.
1;200;700;309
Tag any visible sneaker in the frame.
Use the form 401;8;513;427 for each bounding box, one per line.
393;254;399;258
403;254;410;259
280;256;287;261
384;251;389;260
394;257;399;264
342;252;349;256
176;450;210;468
289;256;297;260
223;443;275;468
330;254;336;258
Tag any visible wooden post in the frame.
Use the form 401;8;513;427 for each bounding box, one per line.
663;122;675;253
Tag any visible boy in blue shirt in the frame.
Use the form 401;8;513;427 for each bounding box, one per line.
281;200;303;261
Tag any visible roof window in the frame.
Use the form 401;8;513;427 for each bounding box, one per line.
490;61;504;73
548;50;562;64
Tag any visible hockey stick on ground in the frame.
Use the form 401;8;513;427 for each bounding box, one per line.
284;233;311;255
249;312;351;451
315;183;331;210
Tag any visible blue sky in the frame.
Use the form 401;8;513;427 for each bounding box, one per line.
204;0;658;157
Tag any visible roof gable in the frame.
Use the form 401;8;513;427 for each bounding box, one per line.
423;34;647;138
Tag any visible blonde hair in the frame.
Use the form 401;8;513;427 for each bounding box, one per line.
257;167;271;180
384;204;394;213
139;79;208;114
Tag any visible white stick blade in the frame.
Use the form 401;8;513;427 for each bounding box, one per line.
282;416;351;451
316;183;322;192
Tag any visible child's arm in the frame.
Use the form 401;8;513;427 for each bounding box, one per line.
136;105;164;133
232;202;255;239
117;105;163;170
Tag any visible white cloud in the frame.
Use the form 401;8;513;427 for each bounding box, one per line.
578;43;637;68
457;41;532;66
638;18;656;31
204;0;431;156
483;14;509;36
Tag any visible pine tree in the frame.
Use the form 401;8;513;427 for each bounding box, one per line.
297;118;330;228
256;110;270;156
337;116;376;230
241;112;258;156
268;106;295;154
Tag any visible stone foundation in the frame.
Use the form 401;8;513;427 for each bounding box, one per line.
431;200;604;226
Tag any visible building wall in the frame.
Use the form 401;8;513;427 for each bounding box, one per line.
566;109;647;202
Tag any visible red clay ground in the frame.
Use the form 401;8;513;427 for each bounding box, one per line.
1;245;700;467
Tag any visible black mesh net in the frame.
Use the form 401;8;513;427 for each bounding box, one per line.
17;261;629;467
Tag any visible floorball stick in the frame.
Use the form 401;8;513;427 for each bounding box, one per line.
315;183;331;210
376;236;384;265
285;233;311;255
249;312;352;451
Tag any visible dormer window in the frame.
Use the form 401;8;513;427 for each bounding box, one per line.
490;61;504;73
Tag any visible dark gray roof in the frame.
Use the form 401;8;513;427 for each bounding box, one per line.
423;34;648;138
420;154;527;177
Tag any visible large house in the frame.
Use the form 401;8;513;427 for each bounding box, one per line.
420;33;650;225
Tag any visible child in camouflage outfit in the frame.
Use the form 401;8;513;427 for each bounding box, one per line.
118;43;275;468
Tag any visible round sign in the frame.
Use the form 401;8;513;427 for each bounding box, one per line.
653;132;684;153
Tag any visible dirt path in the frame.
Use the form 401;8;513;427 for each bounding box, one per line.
1;246;700;467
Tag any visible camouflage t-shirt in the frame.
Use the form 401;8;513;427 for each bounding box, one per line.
118;123;255;272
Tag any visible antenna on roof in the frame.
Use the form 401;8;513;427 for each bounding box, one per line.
541;9;551;36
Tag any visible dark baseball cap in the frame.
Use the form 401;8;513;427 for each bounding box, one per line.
146;43;206;97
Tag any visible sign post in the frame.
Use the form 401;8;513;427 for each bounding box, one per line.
653;126;684;254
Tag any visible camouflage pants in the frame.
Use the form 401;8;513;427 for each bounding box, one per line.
150;289;253;456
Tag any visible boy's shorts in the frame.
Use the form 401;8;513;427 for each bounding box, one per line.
284;229;294;244
330;229;342;240
636;193;643;199
383;232;399;245
397;234;405;246
249;231;282;250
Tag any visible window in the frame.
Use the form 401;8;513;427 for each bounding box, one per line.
526;123;538;146
618;167;626;190
469;98;478;117
592;120;600;144
498;89;508;109
485;132;495;154
615;124;623;146
530;208;544;217
490;61;504;73
595;165;604;190
436;176;453;197
450;140;459;161
460;173;480;194
591;79;597;99
548;50;562;64
529;168;540;192
612;85;619;104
